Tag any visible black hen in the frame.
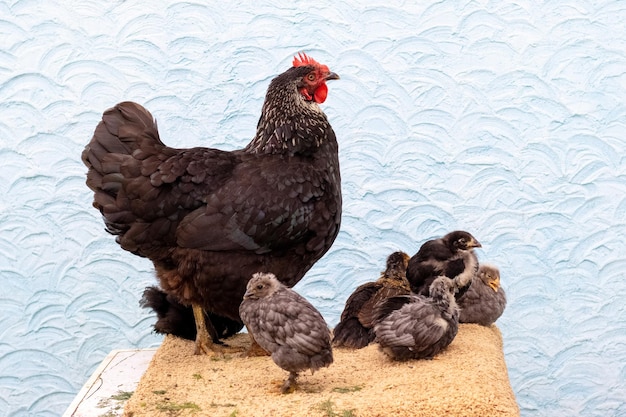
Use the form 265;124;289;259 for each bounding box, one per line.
406;230;481;300
332;251;411;349
82;53;342;355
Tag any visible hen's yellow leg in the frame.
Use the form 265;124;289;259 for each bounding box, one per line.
192;303;221;355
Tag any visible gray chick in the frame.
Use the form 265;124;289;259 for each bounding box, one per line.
373;276;459;361
458;263;506;326
239;272;333;393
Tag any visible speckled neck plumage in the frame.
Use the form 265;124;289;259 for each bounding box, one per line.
430;279;459;320
245;66;332;156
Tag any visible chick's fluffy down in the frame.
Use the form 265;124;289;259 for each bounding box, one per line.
240;273;333;374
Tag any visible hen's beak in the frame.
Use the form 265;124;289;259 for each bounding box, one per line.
326;72;340;81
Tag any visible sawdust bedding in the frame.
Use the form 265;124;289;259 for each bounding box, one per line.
123;324;519;417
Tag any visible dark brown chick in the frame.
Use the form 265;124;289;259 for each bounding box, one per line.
332;251;411;349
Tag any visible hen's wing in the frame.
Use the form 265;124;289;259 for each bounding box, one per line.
121;148;243;255
176;155;334;254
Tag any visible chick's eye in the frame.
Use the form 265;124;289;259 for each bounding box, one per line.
256;284;263;290
307;73;316;81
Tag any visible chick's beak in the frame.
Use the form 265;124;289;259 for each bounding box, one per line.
488;276;501;292
472;238;482;248
325;72;340;81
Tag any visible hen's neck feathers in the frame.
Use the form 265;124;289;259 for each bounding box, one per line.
245;66;333;156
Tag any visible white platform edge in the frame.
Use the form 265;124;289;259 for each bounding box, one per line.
63;348;157;417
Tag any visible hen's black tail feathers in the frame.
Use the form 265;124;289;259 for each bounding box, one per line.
140;286;243;343
332;317;374;349
81;102;166;238
82;102;162;189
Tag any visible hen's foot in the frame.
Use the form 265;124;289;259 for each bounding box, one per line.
192;304;222;355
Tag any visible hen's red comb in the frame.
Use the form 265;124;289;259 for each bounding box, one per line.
293;52;320;67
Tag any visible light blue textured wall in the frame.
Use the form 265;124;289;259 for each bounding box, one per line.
1;1;625;416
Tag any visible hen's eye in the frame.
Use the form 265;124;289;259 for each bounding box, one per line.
256;284;263;290
307;73;316;81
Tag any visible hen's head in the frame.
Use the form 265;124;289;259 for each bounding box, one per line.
249;53;340;154
292;52;339;104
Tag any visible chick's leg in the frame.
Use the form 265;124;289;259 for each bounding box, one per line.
281;372;298;394
192;303;221;355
